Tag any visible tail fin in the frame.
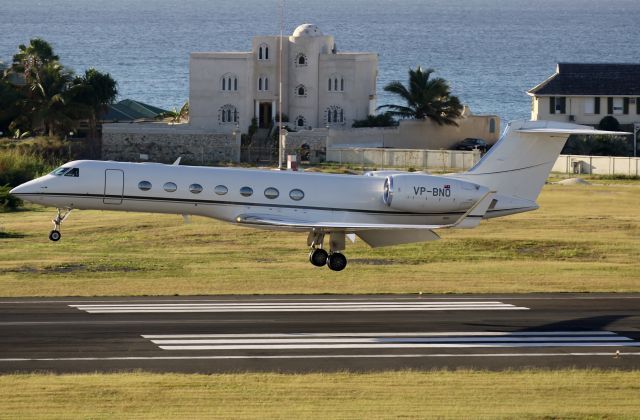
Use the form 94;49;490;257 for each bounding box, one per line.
455;120;627;201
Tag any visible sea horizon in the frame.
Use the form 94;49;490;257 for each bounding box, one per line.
2;0;640;125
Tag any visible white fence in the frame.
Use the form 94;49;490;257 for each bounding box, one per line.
553;155;640;176
326;148;481;171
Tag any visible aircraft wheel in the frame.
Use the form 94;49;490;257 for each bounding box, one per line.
327;252;347;272
309;248;328;267
49;230;61;242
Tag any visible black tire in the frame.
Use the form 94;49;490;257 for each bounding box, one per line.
309;248;328;267
327;252;347;271
49;230;61;242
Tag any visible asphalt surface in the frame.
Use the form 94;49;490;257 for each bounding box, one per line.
1;294;639;373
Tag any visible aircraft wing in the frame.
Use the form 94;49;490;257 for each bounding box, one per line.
235;191;496;232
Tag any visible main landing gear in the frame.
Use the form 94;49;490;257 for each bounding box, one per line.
307;231;348;272
49;208;72;242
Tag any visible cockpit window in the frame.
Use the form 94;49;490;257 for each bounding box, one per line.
51;167;70;176
64;168;80;177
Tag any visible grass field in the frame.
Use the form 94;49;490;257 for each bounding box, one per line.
2;370;639;419
1;181;639;296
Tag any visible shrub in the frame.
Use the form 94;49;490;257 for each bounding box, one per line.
598;116;620;132
0;184;23;211
0;149;56;187
562;134;632;157
352;113;398;128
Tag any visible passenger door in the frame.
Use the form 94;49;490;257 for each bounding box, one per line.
104;169;124;205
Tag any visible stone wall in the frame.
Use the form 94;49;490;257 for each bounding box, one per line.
102;123;241;164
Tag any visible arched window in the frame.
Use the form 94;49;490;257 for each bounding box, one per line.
295;84;306;97
221;73;238;91
296;115;306;127
258;43;269;60
219;104;238;124
325;106;345;125
258;75;269;91
328;74;344;92
295;53;307;66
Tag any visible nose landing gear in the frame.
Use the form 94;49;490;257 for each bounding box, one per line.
49;208;72;242
307;231;348;271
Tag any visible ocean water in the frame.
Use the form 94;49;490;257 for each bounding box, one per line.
2;0;640;124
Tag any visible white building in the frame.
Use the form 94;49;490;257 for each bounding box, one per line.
189;23;378;133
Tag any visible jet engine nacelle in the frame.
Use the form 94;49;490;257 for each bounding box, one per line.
383;174;489;212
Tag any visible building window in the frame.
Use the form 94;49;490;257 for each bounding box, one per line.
295;84;307;97
637;98;640;115
289;189;304;201
163;182;177;193
489;118;496;134
549;96;566;114
264;187;279;199
219;104;238;124
623;97;630;115
609;97;624;115
214;185;228;195
295;53;307;66
189;184;203;194
325;106;345;125
328;74;344;92
258;43;269;60
584;97;601;115
240;186;253;197
258;76;269;91
221;73;238;91
138;181;152;191
296;115;306;127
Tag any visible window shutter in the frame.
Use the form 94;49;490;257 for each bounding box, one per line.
594;97;600;114
549;97;556;114
623;97;630;114
607;97;613;114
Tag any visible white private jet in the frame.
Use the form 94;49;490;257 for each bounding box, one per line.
10;120;624;271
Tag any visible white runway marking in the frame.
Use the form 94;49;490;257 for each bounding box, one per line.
144;331;640;351
69;301;529;313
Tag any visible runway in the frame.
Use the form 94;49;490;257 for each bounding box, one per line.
1;294;639;373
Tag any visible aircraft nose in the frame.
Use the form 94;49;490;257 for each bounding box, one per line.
9;181;39;196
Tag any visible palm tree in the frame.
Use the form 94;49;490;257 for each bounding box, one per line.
11;38;59;81
24;62;80;136
378;66;463;126
156;101;189;124
72;68;118;138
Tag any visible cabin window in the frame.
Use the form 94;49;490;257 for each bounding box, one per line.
264;187;279;199
289;189;304;201
240;186;253;197
163;182;177;192
138;181;152;191
189;183;203;194
64;168;79;177
214;185;228;195
51;167;70;176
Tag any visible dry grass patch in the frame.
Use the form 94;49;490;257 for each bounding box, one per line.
1;370;640;419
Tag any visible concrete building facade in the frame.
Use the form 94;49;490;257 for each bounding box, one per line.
189;23;378;133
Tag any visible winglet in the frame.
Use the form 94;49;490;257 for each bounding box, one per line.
172;157;182;166
452;191;496;229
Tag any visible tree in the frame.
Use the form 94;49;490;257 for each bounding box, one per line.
598;116;620;132
72;68;118;138
11;38;59;81
377;66;463;126
24;61;81;137
156;101;189;124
